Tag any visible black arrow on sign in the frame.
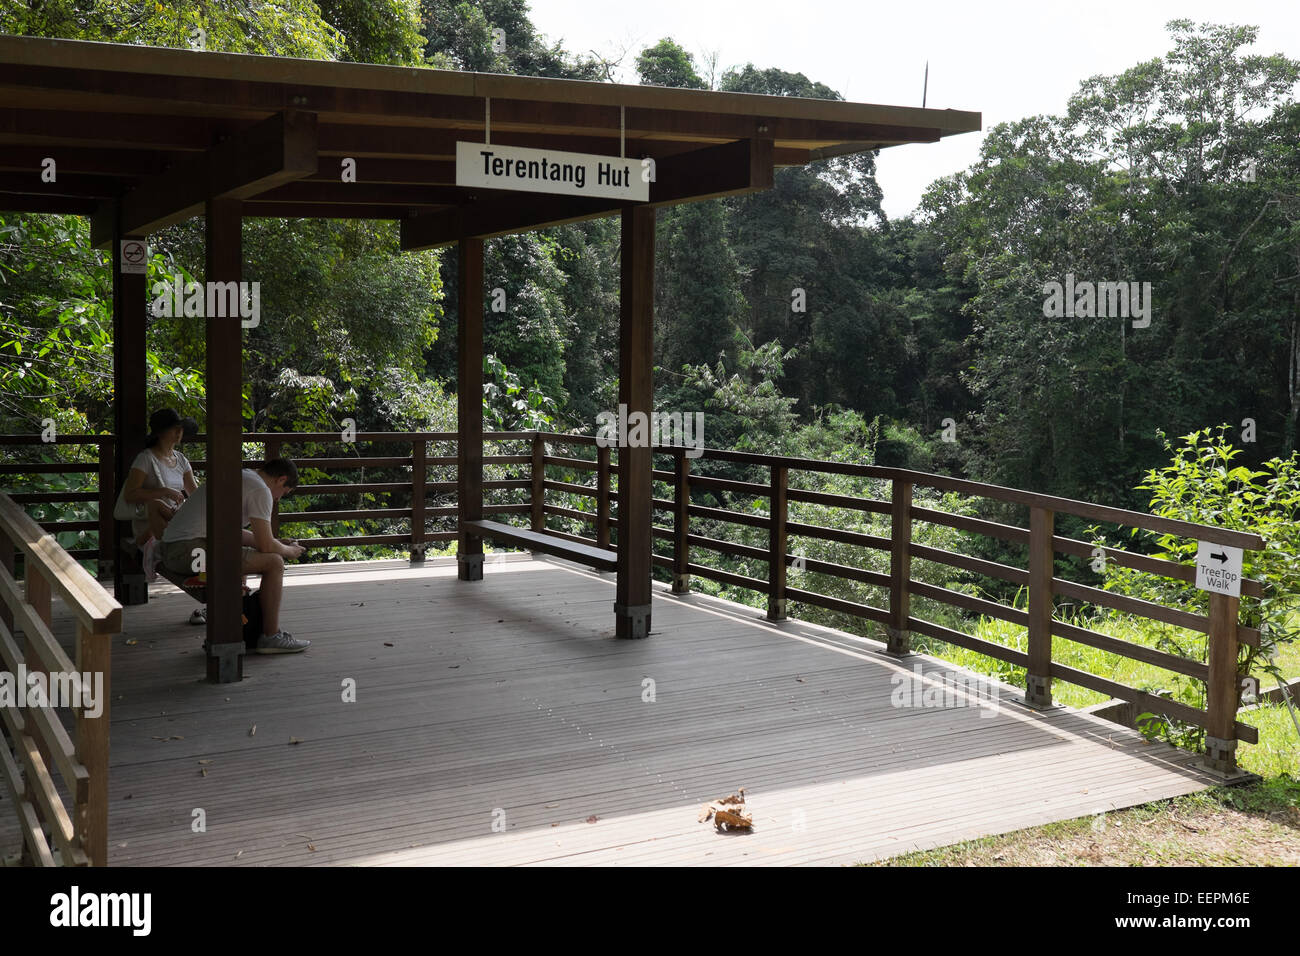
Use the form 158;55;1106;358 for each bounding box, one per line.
1210;551;1228;564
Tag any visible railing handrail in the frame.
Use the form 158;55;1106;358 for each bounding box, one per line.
0;493;121;634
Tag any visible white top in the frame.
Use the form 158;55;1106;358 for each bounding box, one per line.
162;469;274;542
130;447;191;492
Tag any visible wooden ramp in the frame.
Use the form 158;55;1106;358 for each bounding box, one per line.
0;558;1220;866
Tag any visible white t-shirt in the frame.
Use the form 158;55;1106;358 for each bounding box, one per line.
163;470;274;542
130;447;191;492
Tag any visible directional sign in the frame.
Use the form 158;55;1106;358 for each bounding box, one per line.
456;142;649;202
120;239;147;274
1195;541;1243;598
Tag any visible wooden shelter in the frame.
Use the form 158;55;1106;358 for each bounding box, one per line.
0;35;981;682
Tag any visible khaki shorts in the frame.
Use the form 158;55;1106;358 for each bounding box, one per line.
162;537;258;578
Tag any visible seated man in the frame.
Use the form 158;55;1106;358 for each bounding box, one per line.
161;458;309;654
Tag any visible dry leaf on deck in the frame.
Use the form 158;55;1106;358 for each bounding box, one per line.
698;788;752;831
248;724;256;737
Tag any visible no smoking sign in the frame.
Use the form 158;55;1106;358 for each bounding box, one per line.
120;239;147;274
1195;541;1243;598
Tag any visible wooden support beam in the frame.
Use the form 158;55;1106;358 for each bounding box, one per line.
400;139;773;251
1204;593;1242;775
0;145;169;176
111;218;148;606
887;481;912;653
1026;507;1054;708
90;110;316;247
671;452;690;594
0;193;97;215
243;202;442;220
74;622;110;867
767;464;788;621
614;205;655;639
456;238;484;582
251;182;465;205
0;171;128;198
204;197;244;683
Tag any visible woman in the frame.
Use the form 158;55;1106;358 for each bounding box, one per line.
122;409;202;621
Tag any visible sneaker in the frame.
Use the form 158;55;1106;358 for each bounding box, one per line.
254;630;311;655
189;607;206;625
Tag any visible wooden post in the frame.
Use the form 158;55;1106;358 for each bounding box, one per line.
530;433;545;534
0;524;12;634
112;222;148;606
671;451;690;594
265;437;282;539
96;439;115;582
887;480;912;654
767;464;788;620
25;563;51;630
75;622;110;866
1026;506;1054;708
1204;592;1241;775
24;565;54;793
410;438;426;564
204;197;244;684
615;205;655;639
457;238;484;582
596;444;611;551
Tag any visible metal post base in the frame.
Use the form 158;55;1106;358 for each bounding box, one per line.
457;552;483;581
885;626;910;655
670;573;690;595
614;602;651;639
116;572;149;606
766;598;787;622
409;547;426;567
205;641;244;684
1024;674;1052;709
1200;735;1238;776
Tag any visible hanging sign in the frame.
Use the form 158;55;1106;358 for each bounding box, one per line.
120;239;147;274
456;142;649;202
1195;541;1243;597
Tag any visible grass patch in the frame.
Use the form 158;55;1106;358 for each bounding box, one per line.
868;777;1300;866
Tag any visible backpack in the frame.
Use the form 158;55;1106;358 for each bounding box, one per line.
241;590;264;649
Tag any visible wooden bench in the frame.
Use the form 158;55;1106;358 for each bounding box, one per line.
463;519;617;572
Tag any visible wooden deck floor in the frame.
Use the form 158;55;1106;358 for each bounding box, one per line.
2;556;1221;866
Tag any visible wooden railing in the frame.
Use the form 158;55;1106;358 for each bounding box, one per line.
0;430;1269;773
0;491;120;866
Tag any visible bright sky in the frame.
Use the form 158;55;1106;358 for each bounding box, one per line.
525;0;1300;219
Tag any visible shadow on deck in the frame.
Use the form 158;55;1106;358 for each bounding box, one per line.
2;557;1220;866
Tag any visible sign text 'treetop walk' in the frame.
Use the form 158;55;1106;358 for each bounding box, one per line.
455;142;650;202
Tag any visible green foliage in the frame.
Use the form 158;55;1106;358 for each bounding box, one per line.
317;0;425;64
1094;426;1300;748
0;215;205;432
682;334;799;452
923;20;1300;501
482;354;558;431
635;38;706;89
420;0;603;78
1;0;347;57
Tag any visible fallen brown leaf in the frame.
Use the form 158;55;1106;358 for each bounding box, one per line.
586;815;598;824
289;737;303;745
248;724;256;737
